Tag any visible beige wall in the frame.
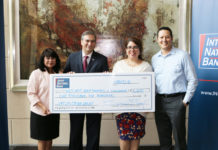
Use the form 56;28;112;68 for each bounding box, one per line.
6;90;160;146
4;0;189;147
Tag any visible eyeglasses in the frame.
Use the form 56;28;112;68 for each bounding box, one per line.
127;46;139;50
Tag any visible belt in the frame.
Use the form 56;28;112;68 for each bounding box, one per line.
157;92;186;98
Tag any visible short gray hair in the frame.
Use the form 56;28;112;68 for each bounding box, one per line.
81;30;96;41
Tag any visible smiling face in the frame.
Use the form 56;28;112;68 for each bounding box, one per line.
44;56;56;70
157;29;173;52
81;34;96;55
126;41;140;60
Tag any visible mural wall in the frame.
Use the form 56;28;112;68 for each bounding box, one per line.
20;0;179;79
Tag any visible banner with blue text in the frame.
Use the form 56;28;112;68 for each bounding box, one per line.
188;0;218;150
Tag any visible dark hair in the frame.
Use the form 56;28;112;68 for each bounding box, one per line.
125;37;143;60
157;26;173;38
81;30;96;41
38;48;61;73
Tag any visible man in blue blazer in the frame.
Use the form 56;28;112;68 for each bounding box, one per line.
64;30;109;150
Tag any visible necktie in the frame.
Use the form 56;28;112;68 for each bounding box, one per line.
83;56;88;72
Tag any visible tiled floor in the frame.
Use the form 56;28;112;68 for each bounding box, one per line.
10;146;160;150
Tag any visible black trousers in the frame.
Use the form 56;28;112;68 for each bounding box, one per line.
155;94;187;150
69;113;101;150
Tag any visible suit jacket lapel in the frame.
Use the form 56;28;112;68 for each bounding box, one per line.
86;51;97;72
78;51;84;73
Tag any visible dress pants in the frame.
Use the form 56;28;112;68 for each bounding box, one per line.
69;113;101;150
155;94;187;150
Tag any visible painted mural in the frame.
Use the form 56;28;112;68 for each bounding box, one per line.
20;0;179;79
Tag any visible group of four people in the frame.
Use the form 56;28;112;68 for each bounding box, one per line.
27;27;198;150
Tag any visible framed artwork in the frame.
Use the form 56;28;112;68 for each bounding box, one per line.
6;0;191;91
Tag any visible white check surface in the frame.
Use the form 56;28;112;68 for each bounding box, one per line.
50;73;155;113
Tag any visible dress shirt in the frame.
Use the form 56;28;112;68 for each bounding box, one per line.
151;47;198;103
27;69;51;116
82;51;93;65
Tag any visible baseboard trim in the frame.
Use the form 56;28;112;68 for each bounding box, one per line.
10;146;160;150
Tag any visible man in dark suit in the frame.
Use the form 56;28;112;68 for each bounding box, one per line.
64;30;109;150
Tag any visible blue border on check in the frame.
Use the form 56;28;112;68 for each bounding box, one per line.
50;73;155;113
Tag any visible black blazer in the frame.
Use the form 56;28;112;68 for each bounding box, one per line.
64;50;109;73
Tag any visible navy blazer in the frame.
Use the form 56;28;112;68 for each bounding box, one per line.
64;50;109;73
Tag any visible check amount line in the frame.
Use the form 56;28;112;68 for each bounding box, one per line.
55;95;145;98
62;90;145;93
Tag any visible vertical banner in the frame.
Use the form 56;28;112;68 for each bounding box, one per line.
0;0;9;149
188;0;218;150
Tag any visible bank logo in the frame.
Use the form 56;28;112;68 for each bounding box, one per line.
56;78;69;88
199;33;218;69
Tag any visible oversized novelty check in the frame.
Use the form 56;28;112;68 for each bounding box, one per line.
49;73;155;113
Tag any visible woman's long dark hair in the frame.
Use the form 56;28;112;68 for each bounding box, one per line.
38;48;61;73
